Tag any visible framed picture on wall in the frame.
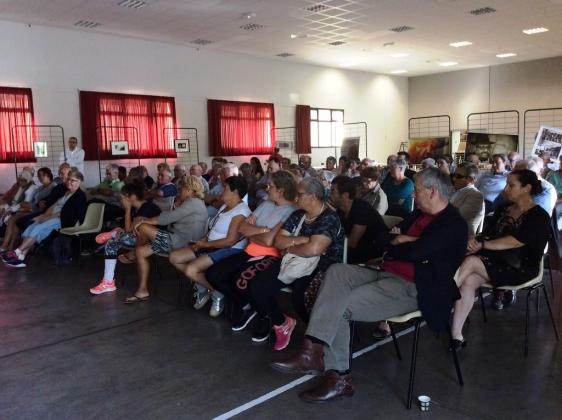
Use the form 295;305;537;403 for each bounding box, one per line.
174;139;190;153
465;133;518;162
531;125;562;163
111;141;129;156
33;141;48;158
407;137;450;164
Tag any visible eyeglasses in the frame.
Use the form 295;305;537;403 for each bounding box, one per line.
67;178;81;183
297;191;310;197
452;173;468;179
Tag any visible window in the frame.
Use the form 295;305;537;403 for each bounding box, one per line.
80;91;177;160
208;99;275;156
0;87;35;163
310;107;344;148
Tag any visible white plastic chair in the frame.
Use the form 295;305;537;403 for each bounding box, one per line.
60;203;105;254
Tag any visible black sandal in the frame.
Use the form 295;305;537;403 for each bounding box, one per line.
448;339;467;352
124;295;150;304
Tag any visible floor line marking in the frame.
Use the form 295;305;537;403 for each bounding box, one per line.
212;325;417;420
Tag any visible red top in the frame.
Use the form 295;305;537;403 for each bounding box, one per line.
382;213;438;282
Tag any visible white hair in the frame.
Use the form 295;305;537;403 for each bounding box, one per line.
222;162;239;176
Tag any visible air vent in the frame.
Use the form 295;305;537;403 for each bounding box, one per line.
118;0;147;9
389;25;414;33
191;39;213;45
276;53;295;57
74;20;101;29
328;41;346;46
469;7;496;15
305;4;329;13
240;23;264;31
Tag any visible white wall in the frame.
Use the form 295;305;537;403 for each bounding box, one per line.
408;56;562;154
0;20;408;189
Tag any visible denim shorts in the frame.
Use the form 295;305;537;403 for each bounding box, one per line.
196;247;243;263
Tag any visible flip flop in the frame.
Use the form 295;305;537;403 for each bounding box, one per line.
124;295;150;304
118;252;136;264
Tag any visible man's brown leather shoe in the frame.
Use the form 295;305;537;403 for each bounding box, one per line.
270;338;324;375
299;370;354;403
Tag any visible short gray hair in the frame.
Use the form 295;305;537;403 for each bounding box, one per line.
417;167;453;199
106;163;119;173
300;177;326;201
457;162;479;181
222;162;239;176
392;158;408;171
175;164;187;171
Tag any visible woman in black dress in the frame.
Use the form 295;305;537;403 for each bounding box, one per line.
450;169;551;348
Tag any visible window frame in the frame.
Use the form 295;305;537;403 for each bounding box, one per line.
310;107;345;149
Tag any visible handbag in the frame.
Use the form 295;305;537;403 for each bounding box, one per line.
278;214;320;284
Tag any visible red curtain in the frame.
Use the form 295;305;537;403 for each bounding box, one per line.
0;87;35;163
80;91;177;160
295;104;311;154
208;99;275;156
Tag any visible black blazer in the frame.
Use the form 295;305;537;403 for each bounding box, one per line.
380;204;468;331
60;189;87;228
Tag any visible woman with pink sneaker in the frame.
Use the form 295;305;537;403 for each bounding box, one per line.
89;181;161;295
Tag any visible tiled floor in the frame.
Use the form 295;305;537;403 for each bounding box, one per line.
0;253;560;419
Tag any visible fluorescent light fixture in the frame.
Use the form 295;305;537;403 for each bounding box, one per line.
390;53;409;58
340;63;356;68
290;34;298;39
450;41;473;47
390;70;408;74
523;27;549;34
439;61;458;67
496;52;517;58
243;12;257;19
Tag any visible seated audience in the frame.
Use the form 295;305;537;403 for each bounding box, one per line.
89;163;125;221
255;159;281;203
380;154;397;181
546;155;562;227
89;182;161;295
3;169;87;268
396;151;416;180
246;177;343;351
451;169;550;343
169;176;251;317
325;156;337;174
281;157;291;170
337;156;349;176
0;170;37;228
250;156;265;180
465;153;480;166
359;166;388;215
539;150;553;177
199;161;210;182
421;157;436;169
189;164;210;192
271;168;467;402
299;155;317;178
476;153;509;212
359;158;374;171
125;176;209;303
118;166;127;182
0;166;35;204
0;167;55;252
147;168;177;199
205;163;239;217
436;156;452;176
140;166;155;190
450;163;485;237
289;164;304;180
125;166;145;186
240;163;257;209
507;151;521;171
207;163;223;191
381;158;414;217
206;171;298;341
346;158;361;178
331;176;387;264
172;164;187;184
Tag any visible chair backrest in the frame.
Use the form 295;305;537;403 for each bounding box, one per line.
343;236;348;264
81;203;105;230
383;215;403;229
154;196;174;212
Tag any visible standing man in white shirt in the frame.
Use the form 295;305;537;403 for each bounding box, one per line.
59;137;85;174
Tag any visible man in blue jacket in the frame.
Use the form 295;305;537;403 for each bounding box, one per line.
271;167;468;403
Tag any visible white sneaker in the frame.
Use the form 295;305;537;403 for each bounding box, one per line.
193;291;211;310
209;296;224;318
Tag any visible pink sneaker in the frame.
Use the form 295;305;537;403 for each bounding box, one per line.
90;279;117;295
273;315;297;351
95;228;124;245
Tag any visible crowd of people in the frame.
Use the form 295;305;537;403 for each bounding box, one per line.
0;136;556;403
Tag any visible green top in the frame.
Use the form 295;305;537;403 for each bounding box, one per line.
546;170;562;196
90;178;124;204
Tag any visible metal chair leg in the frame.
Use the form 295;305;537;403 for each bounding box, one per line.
388;322;402;361
448;331;464;386
406;319;421;409
524;289;533;357
348;320;355;370
536;287;540;314
545;253;555;297
478;287;487;322
542;283;560;341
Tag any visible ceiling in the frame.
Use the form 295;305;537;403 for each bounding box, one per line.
1;0;562;76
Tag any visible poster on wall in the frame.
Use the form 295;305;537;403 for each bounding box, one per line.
465;133;518;162
531;126;562;164
407;137;450;164
340;137;360;160
33;141;48;158
174;139;190;153
111;141;129;156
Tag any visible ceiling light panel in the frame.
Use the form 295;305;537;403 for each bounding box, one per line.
450;41;472;47
74;20;101;29
439;61;458;67
391;70;407;74
117;0;147;9
522;27;549;34
469;7;496;15
496;52;517;58
391;53;409;58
